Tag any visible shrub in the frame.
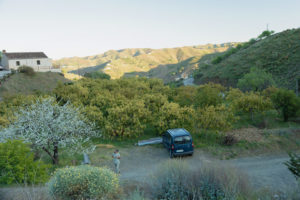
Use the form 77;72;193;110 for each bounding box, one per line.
196;104;237;131
0;140;50;184
151;160;251;200
18;66;35;76
222;135;238;146
84;71;111;80
285;153;300;179
194;83;225;108
47;165;119;200
271;89;300;122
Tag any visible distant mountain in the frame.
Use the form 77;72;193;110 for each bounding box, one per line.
54;44;236;81
193;28;300;90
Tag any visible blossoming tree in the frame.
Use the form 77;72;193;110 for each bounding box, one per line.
0;97;98;165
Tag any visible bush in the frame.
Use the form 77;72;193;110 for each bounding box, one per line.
222;135;238;146
194;83;225;108
84;71;111;80
47;165;119;200
18;66;35;76
285;153;300;179
151;160;251;200
196;104;237;131
0;140;50;184
271;89;300;122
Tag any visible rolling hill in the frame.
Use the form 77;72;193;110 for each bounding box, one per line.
0;72;70;97
193;28;300;90
54;44;235;82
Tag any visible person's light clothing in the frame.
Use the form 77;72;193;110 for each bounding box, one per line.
112;152;120;173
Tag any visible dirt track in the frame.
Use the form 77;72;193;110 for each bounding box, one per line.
0;146;298;199
114;146;298;193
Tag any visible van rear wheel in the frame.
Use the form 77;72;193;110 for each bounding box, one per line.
169;150;174;158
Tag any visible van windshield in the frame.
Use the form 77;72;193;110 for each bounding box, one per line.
174;136;191;144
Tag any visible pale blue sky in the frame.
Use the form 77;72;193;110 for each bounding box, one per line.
0;0;299;59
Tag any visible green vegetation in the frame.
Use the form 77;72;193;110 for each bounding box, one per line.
285;153;300;179
0;97;97;165
271;88;300;121
0;72;69;97
55;44;235;82
47;165;119;200
84;71;111;79
150;160;252;200
194;28;300;90
237;67;275;91
18;66;35;76
0;140;49;185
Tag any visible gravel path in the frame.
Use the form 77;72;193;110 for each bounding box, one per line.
119;146;298;193
0;146;298;199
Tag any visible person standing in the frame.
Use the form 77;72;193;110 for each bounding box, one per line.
112;149;120;174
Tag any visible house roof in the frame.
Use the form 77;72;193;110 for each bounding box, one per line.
167;128;191;137
3;52;48;59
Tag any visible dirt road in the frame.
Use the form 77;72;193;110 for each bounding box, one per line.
110;146;298;193
0;146;298;199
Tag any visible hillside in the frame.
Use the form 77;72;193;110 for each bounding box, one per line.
0;72;70;97
54;44;235;81
193;28;300;90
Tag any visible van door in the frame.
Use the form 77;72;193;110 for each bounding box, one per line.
174;135;192;152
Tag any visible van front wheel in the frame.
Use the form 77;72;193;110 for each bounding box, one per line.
169;150;174;158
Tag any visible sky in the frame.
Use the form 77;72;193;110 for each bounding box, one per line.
0;0;299;59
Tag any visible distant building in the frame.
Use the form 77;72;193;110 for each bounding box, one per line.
0;50;53;72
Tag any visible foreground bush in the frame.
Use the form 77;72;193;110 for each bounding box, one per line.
151;160;251;200
18;66;35;76
47;165;119;200
0;140;49;184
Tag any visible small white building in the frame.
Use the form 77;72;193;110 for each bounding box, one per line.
0;50;53;72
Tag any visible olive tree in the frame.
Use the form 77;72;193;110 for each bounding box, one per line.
0;97;97;165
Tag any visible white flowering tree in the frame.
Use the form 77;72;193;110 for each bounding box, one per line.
0;97;98;165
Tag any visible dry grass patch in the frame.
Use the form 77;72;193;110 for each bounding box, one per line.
228;128;266;143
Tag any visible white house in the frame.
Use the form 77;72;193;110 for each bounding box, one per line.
0;50;53;72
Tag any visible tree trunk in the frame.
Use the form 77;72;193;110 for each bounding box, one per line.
53;145;59;165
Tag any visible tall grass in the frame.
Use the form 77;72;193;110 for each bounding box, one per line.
150;159;252;200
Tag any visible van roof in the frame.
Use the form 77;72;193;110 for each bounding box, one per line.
167;128;191;137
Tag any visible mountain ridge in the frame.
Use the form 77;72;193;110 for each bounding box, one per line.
54;43;236;81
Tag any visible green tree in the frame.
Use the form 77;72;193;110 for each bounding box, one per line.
153;102;195;134
232;92;273;121
0;140;49;184
173;86;197;107
84;71;111;80
271;89;300;122
237;67;275;91
0;98;97;165
257;30;275;40
104;100;150;138
196;104;236;131
194;83;225;108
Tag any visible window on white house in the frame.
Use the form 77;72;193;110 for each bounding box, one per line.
37;60;41;65
16;61;20;66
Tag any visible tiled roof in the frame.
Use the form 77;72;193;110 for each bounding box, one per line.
4;52;48;59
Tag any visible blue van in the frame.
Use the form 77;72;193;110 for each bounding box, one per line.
162;128;194;158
